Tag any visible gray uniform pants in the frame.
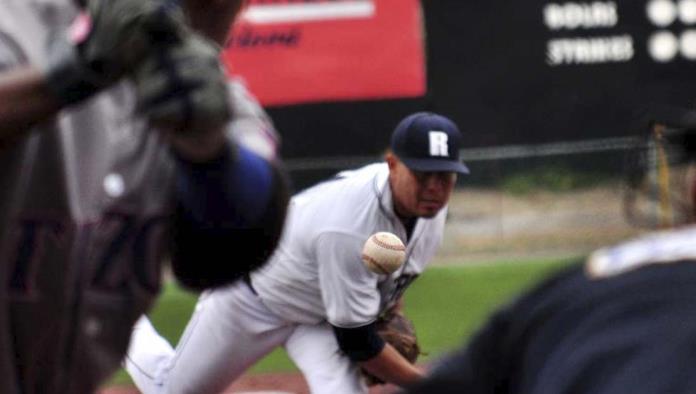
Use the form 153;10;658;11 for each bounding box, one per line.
124;282;367;394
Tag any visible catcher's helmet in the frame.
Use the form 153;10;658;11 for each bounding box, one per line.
624;106;696;228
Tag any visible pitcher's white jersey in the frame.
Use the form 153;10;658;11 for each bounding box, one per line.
251;163;446;327
126;162;450;394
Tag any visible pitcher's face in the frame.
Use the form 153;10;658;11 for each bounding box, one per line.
388;154;456;219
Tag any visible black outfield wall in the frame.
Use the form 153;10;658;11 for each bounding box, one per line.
267;0;696;186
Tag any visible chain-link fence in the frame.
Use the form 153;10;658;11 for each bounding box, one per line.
285;136;667;265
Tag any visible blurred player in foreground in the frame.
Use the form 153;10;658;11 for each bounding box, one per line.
0;0;287;392
125;112;470;393
406;108;696;394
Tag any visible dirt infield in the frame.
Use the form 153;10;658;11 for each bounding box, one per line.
100;371;401;394
438;186;644;264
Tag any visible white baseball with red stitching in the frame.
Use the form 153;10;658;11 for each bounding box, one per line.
361;232;406;275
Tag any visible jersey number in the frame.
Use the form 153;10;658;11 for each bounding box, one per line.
8;213;167;298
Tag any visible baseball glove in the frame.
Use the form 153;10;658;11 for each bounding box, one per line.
133;32;231;135
44;0;184;105
362;310;422;386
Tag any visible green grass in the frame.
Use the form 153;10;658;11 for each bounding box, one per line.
499;166;613;195
404;258;575;359
107;257;574;386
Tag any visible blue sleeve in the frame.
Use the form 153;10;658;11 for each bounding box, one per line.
171;142;289;290
175;144;274;226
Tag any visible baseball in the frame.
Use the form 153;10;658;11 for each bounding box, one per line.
361;232;406;275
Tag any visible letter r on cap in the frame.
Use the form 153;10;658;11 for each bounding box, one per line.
429;131;449;157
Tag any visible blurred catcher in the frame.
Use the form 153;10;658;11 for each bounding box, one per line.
623;107;696;229
407;106;696;394
0;0;287;392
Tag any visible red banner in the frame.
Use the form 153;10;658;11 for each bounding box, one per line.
221;0;426;106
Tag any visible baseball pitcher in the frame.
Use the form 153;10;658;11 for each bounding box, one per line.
125;112;469;393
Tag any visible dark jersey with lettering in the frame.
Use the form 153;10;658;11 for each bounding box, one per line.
2;98;174;394
2;107;173;392
0;1;278;392
0;3;176;388
408;226;696;394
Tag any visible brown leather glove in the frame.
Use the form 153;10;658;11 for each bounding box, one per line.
361;310;422;386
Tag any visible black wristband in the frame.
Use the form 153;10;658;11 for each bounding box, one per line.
332;322;386;362
43;39;104;105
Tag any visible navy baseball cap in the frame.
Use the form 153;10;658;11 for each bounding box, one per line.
390;112;470;174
